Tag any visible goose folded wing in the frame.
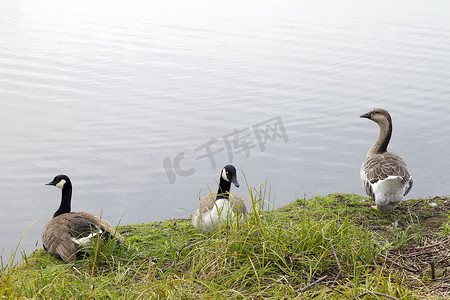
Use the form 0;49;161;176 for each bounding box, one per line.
362;153;413;197
197;194;216;215
363;153;410;181
229;194;248;216
77;212;124;243
42;216;82;263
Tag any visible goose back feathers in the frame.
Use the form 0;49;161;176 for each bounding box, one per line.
192;165;248;231
360;108;413;211
42;175;124;263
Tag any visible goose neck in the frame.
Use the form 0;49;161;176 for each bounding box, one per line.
215;177;231;200
368;119;392;156
53;183;72;217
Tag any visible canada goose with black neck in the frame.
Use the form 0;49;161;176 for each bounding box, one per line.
360;108;413;211
192;165;248;231
42;175;124;263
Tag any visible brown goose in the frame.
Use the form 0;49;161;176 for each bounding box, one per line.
192;165;248;231
42;175;124;263
360;108;413;211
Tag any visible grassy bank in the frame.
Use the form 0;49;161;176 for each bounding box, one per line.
1;189;450;299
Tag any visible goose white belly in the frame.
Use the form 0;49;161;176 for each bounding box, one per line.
371;176;406;211
192;199;236;231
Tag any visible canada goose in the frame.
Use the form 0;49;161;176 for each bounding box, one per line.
360;108;413;211
192;165;248;231
42;175;124;263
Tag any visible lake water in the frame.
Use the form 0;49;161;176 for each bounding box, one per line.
1;0;449;261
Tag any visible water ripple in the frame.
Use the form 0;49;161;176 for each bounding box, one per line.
1;0;449;258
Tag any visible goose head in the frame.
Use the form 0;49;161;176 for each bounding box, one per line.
360;108;392;125
46;174;73;217
46;174;71;189
221;165;240;188
360;108;393;155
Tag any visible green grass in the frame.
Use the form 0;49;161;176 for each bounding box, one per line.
1;191;449;299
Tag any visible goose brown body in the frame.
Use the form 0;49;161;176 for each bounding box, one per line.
361;152;412;200
42;212;124;262
192;192;248;230
192;165;248;230
360;108;413;211
42;175;124;263
195;193;247;217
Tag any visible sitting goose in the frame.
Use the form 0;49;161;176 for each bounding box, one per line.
42;174;124;263
360;108;413;211
192;165;248;231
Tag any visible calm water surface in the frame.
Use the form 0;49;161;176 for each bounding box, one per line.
0;0;449;259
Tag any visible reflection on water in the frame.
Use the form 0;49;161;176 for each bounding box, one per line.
0;0;449;258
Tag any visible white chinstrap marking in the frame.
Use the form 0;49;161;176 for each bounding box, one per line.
221;168;229;182
55;179;66;189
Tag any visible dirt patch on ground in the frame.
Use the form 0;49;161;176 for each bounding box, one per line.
279;194;450;297
333;194;450;234
383;237;450;297
341;195;450;297
380;197;450;297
